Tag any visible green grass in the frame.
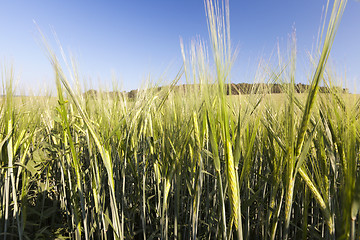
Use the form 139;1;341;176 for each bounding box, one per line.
2;0;359;239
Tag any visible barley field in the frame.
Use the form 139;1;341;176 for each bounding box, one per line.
1;0;359;239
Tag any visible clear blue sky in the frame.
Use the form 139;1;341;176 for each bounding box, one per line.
0;0;359;93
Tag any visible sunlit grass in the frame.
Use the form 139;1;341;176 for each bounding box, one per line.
1;0;358;239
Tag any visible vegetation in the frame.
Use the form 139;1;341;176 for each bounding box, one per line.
1;0;359;239
90;83;348;100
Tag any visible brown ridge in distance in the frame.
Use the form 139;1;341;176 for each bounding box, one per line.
84;83;349;99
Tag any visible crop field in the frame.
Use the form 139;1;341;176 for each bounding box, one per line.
1;0;359;239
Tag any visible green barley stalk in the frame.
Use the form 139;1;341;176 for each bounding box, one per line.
40;36;124;239
283;31;297;240
54;70;88;239
295;0;347;158
2;69;17;240
281;0;347;238
205;0;243;238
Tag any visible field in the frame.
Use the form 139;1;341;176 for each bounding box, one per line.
1;0;359;239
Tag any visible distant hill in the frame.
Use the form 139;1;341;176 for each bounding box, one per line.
84;83;349;99
226;83;349;95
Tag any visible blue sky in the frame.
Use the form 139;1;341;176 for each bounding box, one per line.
0;0;359;93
